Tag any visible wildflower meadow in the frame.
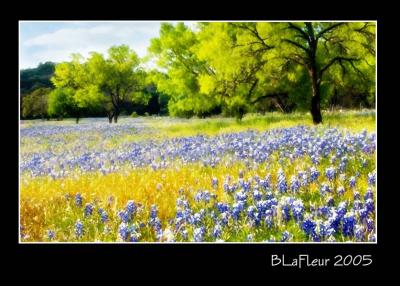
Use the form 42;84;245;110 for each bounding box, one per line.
19;111;376;243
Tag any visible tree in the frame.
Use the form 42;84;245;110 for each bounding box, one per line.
51;54;106;123
22;87;51;119
148;23;220;118
263;22;375;123
47;88;75;120
87;45;143;123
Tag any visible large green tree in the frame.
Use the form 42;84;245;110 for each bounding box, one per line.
260;22;375;123
86;45;143;122
148;23;220;118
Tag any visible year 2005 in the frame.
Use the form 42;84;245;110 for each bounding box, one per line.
334;255;372;266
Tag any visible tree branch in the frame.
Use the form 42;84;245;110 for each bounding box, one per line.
319;56;360;78
316;23;345;39
283;39;309;53
287;23;309;40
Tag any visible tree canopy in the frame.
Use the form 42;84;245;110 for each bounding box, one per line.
20;22;376;123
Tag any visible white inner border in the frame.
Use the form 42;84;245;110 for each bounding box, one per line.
18;20;378;244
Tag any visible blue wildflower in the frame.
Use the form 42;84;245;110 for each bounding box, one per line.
343;212;356;237
337;186;345;196
277;169;287;193
75;220;84;238
325;166;336;181
213;224;222;239
367;171;376;186
212;177;218;189
126;200;137;217
84;203;93;217
365;199;375;213
75;193;83;207
310;167;319;182
302;217;316;236
349;176;356;188
47;230;55;240
118;223;129;241
150;204;158;219
118;210;129;223
291;175;300;192
193;227;205;242
281;231;290;242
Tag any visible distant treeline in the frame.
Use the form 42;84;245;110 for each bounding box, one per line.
20;22;375;123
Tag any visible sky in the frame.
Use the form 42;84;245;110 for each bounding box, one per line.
19;21;197;69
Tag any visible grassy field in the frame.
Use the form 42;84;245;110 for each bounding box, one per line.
20;110;376;242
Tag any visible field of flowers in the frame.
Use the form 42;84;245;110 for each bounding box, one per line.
20;111;376;242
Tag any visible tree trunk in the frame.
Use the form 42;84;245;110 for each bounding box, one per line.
309;68;322;124
113;109;119;123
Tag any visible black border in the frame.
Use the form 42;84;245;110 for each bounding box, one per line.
6;4;396;275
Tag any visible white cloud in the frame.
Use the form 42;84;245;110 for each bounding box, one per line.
20;22;163;69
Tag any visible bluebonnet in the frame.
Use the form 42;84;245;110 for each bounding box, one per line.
325;196;334;207
150;204;158;219
298;171;309;187
212;177;218;189
358;208;368;222
217;202;229;213
47;230;55;240
343;212;356;237
364;188;373;200
264;211;274;228
150;217;162;231
291;176;300;192
75;193;83;207
292;199;304;222
219;212;229;226
118;210;130;223
366;218;374;232
365;199;374;213
213;224;222;239
353;200;363;211
281;204;291;222
325;167;336;181
337;202;347;218
84;203;93;217
98;208;108;223
320;183;331;196
310;167;319;182
193;227;205;242
281;231;290;242
368;233;376;242
337;186;345;196
181;229;188;240
118;223;129;241
317;205;330;218
354;225;364;241
235;191;247;202
231;202;242;220
126;200;137;217
75;220;84;238
349;176;356;188
253;190;262;201
367;171;376;186
277;169;287;193
302;217;316;236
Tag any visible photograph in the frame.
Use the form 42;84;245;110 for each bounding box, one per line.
19;20;376;243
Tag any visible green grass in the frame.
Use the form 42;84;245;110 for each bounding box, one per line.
145;110;376;139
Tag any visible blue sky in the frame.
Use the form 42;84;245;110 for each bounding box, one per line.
19;21;197;69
